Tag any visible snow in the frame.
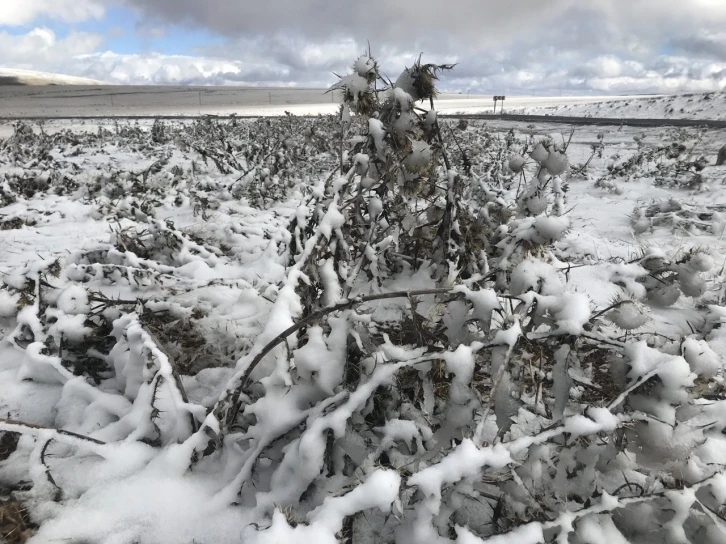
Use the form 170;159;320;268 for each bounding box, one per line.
0;68;108;86
407;439;513;500
55;285;90;315
0;83;675;120
606;300;650;330
530;142;549;162
444;344;480;386
1;92;726;543
404;140;433;171
681;337;721;378
517;92;726;120
456;523;544;544
308;469;400;531
507;154;526;173
542;150;568;176
0;289;19;316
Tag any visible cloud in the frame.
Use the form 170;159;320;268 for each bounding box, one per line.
0;0;104;26
121;0;578;50
0;29;343;86
672;31;726;62
120;0;726;53
113;0;726;93
0;28;102;68
78;52;284;86
2;26;726;95
3;1;726;94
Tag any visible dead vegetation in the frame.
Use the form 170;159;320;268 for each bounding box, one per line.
0;501;35;544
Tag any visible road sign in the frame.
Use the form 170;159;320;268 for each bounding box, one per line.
493;95;506;113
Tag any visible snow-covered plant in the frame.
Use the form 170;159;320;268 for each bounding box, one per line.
633;198;726;235
598;127;711;189
1;66;725;544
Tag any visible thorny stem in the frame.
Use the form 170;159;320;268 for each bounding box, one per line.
343;221;378;294
430;96;451;171
488;472;726;543
226;287;456;424
0;418;106;447
589;299;629;321
39;438;62;501
473;330;520;445
224;291;630;427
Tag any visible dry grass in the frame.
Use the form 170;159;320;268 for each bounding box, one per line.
0;501;35;544
139;306;220;375
0;433;19;462
0;218;31;231
576;344;621;405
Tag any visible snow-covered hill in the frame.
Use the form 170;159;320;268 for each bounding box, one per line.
517;92;726;120
0;68;107;86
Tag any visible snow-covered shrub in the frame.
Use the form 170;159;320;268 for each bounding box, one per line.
0;59;725;544
598;127;710;189
634;198;726;235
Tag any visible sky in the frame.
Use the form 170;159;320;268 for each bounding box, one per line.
1;0;726;94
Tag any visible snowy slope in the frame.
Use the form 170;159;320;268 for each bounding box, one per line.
0;68;107;86
516;92;726;120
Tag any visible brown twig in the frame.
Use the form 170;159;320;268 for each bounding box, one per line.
39;439;62;501
0;418;106;446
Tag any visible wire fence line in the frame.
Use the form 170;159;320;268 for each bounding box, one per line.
0;87;345;117
2;112;725;129
43;89;343;108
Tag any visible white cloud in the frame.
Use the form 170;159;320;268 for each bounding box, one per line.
2;17;726;95
0;28;102;68
587;56;623;79
78;52;244;85
0;0;104;26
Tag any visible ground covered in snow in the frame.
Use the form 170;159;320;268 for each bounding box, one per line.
0;97;725;544
516;92;726;120
0;84;658;119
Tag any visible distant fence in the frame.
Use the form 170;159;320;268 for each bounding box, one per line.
0;87;344;116
99;89;342;108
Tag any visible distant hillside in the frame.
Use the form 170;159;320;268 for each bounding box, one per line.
0;68;107;86
517;92;726;120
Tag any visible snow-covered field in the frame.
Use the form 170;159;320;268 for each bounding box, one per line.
1;83;726;544
0;84;656;118
5;82;723;120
